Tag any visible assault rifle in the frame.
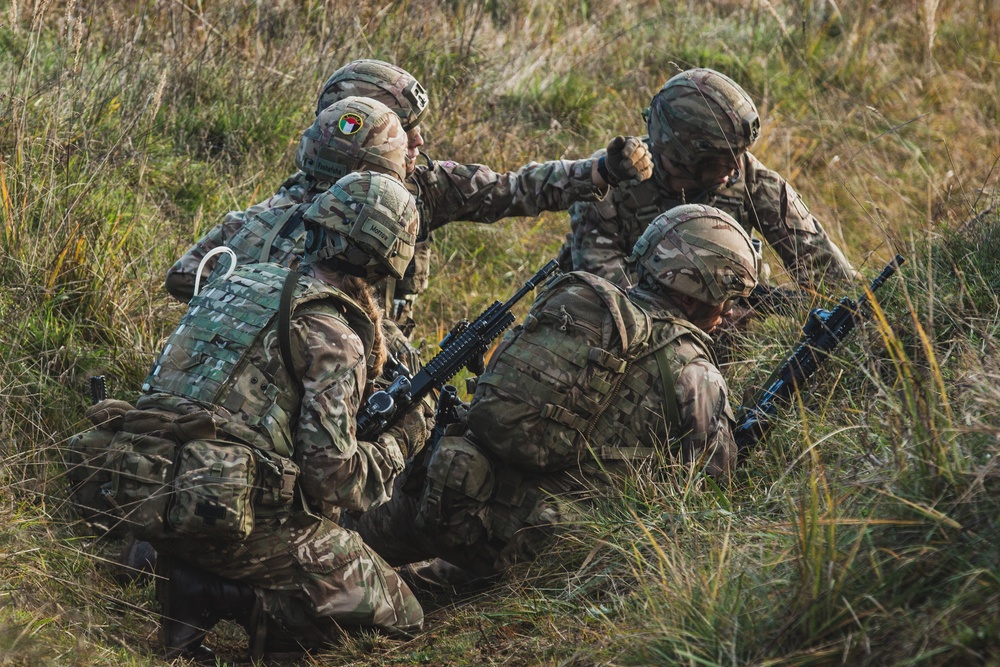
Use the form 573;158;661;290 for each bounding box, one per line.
89;375;107;405
733;254;905;457
356;259;560;439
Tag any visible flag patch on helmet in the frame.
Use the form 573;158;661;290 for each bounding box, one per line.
338;113;364;135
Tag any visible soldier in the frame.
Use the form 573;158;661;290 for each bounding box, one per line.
564;67;857;290
344;204;758;578
166;59;653;330
163;95;409;302
321;59;652;332
102;172;429;660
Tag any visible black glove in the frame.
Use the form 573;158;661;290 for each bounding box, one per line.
598;135;654;186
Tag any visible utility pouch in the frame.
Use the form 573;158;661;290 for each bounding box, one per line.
167;440;257;541
65;427;119;535
107;431;178;541
255;452;299;509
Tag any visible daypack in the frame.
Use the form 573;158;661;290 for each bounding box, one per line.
467;271;696;473
66;265;367;542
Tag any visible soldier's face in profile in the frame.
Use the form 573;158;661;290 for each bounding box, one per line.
688;300;726;333
660;150;742;191
692;152;741;186
405;126;424;175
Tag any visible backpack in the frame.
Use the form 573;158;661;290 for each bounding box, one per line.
466;271;687;473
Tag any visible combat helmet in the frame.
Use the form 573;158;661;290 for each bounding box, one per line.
295;96;408;184
302;171;419;280
317;59;429;132
645;68;760;171
628;204;758;306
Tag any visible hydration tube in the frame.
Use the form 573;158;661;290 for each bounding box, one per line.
193;246;239;297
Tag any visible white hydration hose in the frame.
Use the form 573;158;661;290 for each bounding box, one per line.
193;246;239;297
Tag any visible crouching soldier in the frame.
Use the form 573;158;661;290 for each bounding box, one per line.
346;204;759;577
69;171;430;661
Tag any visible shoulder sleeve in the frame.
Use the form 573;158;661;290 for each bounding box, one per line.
413;157;606;233
674;357;736;479
743;153;856;287
290;308;406;517
568;195;634;287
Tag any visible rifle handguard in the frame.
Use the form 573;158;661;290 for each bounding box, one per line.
733;254;905;457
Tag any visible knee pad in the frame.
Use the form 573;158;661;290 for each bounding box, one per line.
416;435;494;549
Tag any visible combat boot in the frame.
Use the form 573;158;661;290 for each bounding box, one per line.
398;558;485;594
113;535;157;586
157;555;260;663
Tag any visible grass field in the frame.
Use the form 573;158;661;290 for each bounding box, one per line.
1;0;999;665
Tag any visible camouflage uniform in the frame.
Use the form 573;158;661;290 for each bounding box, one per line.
387;156;604;326
565;147;856;288
164;95;409;303
346;274;736;576
565;68;854;289
142;263;422;646
347;203;757;577
166;156;606;315
164;172;314;302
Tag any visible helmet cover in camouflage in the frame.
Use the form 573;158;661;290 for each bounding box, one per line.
295;96;408;183
317;59;429;132
646;68;760;168
302;171;418;279
628;204;758;306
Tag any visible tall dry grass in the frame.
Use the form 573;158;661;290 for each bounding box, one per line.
0;0;998;664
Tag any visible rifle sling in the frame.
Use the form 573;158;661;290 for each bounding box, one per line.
278;271;302;381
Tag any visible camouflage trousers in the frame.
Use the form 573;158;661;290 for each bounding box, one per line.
344;438;585;578
153;513;423;647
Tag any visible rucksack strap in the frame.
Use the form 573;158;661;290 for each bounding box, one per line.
259;207;303;263
653;345;681;430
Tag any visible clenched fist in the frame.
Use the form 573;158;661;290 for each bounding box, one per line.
599;135;654;186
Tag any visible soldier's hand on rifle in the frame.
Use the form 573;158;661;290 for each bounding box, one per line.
387;398;434;458
598;136;653;187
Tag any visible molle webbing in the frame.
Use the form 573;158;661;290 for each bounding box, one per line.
207;205;307;288
584;322;703;455
142;265;343;454
143;270;285;403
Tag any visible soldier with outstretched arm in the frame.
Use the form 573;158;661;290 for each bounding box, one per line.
165;59;653;334
563;67;858;291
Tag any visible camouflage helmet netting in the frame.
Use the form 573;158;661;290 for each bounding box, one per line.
317;59;429;132
302;171;418;279
295;96;408;183
646;68;760;168
628;204;758;306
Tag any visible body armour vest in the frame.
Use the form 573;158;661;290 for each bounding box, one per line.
143;263;373;456
467;272;714;472
613;145;751;259
207;204;309;285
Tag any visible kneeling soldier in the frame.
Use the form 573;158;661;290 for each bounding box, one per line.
73;171;429;661
347;204;759;577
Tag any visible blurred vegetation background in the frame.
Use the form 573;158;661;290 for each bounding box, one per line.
1;0;999;664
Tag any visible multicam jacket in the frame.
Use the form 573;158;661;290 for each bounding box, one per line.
164;156;605;303
566;147;856;288
145;262;407;518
